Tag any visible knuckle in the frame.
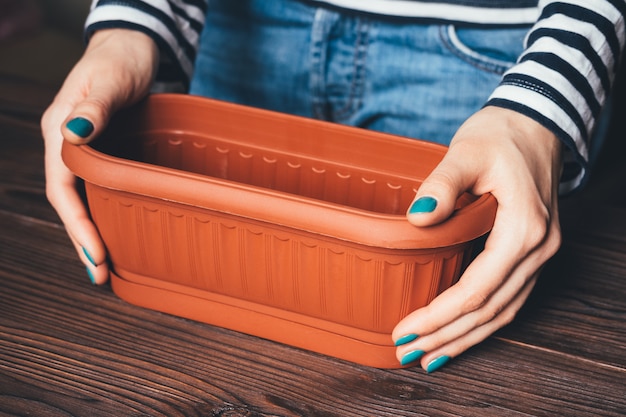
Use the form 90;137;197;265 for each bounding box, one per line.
40;108;52;133
525;210;562;262
45;184;58;207
476;302;517;329
45;183;69;211
420;159;462;195
522;204;559;253
461;288;489;313
87;96;110;115
424;171;459;197
527;215;549;247
544;228;562;257
482;301;507;325
497;306;518;327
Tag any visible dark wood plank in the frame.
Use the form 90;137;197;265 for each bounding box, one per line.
2;202;626;416
1;56;626;417
493;203;626;369
0;75;59;224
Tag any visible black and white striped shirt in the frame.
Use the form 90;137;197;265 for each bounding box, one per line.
85;0;626;192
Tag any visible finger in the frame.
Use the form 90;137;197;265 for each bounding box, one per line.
394;246;543;371
68;229;110;286
46;170;109;285
417;273;539;373
393;219;522;343
397;254;541;361
406;144;478;227
394;195;558;346
41;28;158;285
43;100;109;284
58;29;157;145
61;83;120;145
393;206;560;369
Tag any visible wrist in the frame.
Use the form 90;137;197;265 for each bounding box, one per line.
88;28;159;67
482;105;562;160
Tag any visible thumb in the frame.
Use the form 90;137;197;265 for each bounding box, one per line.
406;152;475;227
61;86;118;145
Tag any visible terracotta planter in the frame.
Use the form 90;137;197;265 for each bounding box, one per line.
62;94;496;368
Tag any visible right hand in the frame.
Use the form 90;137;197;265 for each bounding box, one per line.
41;29;159;285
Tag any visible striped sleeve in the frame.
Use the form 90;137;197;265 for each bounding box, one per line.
486;0;626;194
85;0;208;92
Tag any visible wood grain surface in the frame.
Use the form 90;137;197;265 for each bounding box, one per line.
1;71;625;417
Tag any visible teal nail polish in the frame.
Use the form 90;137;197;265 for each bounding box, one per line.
82;246;97;267
426;355;450;373
400;350;425;366
86;266;96;285
409;196;437;214
395;333;418;347
66;117;94;138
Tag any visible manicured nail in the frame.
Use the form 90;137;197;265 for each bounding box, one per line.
394;333;419;346
400;350;425;366
426;355;450;373
86;266;96;285
66;117;94;138
82;246;97;267
409;196;437;214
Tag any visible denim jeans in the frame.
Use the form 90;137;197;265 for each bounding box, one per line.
190;0;530;145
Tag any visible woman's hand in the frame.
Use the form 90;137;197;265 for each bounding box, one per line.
41;29;159;284
394;106;563;372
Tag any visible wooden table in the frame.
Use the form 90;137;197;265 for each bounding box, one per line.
1;74;625;417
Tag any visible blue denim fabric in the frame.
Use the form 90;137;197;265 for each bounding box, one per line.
190;0;530;145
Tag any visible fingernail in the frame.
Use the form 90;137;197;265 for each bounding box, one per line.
66;117;94;138
86;266;96;285
82;246;97;267
409;196;437;214
400;350;425;366
426;355;450;373
394;333;419;346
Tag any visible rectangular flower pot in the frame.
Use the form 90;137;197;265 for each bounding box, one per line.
62;94;496;368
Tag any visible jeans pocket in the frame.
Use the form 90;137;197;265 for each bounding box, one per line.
439;24;529;75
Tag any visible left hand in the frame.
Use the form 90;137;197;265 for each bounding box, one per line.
393;106;563;372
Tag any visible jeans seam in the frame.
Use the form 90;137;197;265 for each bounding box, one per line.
333;17;369;121
310;8;332;120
